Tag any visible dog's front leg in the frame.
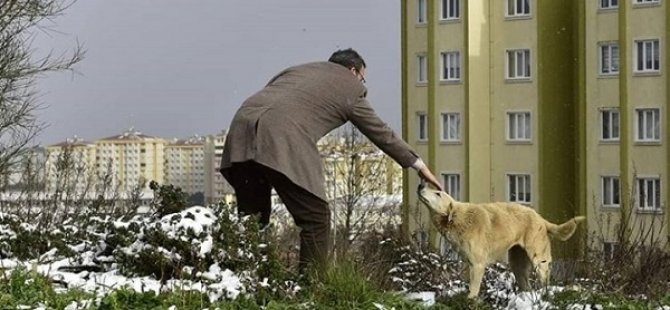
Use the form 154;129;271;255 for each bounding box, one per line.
467;263;485;298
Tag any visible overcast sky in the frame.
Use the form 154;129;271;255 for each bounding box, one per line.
33;0;401;145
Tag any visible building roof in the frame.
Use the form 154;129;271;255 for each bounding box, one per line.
97;127;159;142
167;135;206;146
48;136;94;147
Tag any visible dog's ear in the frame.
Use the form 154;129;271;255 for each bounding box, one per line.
436;201;454;224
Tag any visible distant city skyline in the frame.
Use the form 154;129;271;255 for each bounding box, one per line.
32;0;401;145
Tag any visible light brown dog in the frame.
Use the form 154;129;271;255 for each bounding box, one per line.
417;183;585;298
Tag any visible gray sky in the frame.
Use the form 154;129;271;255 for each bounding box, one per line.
33;0;401;145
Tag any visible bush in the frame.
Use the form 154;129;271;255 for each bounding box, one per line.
580;193;670;300
149;180;189;218
358;229;462;295
1;182;300;304
0;268;93;309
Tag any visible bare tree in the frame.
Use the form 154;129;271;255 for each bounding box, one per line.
319;124;403;257
0;0;84;177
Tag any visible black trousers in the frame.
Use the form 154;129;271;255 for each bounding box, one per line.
226;160;331;272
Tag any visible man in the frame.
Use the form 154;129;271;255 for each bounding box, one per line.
220;48;442;271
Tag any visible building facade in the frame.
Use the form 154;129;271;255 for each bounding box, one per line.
204;130;235;204
165;136;206;196
3;146;47;190
402;0;669;252
95;127;166;194
45;136;97;193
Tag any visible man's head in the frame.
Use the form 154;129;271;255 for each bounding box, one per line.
329;48;366;83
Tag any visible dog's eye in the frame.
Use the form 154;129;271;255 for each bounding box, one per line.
434;192;441;197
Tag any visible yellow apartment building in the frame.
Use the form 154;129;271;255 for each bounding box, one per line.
584;0;668;250
318;132;403;235
45;136;97;193
95;127;166;193
401;0;669;254
165;136;206;195
319;134;403;201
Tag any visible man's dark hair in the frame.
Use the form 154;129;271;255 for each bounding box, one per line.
328;48;366;71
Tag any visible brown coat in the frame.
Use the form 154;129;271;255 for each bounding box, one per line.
220;61;419;201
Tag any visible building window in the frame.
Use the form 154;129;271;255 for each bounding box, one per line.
441;173;461;200
440;51;461;81
506;49;531;79
599;42;619;75
440;0;460;20
600;108;620;141
508;174;531;203
600;0;618;8
417;0;427;24
417;112;428;141
601;176;620;208
507;111;531;141
440;112;461;142
634;39;660;72
417;54;428;83
636;177;661;211
635;108;660;142
634;0;660;3
506;0;530;17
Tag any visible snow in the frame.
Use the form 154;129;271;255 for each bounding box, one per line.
2;257;245;302
0;205;247;304
405;291;435;307
1;204;668;309
159;206;216;236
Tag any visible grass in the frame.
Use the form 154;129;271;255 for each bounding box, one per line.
2;265;670;310
0;263;435;310
0;267;93;309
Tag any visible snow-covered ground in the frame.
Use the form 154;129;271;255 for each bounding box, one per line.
1;206;668;310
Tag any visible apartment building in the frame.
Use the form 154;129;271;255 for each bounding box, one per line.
3;146;46;190
95;127;166;193
318;131;404;234
319;135;402;201
165;135;206;196
402;0;668;253
45;136;97;193
204;130;235;204
584;0;668;249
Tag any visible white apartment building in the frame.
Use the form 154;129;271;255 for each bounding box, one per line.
204;130;235;204
165;135;206;195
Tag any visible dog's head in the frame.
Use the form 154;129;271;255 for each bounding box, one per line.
417;180;454;216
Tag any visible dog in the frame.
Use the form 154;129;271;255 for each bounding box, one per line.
416;181;585;298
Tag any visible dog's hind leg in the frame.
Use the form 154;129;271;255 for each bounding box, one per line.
467;263;485;298
508;245;532;291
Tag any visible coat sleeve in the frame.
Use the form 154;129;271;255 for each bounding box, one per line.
347;96;420;168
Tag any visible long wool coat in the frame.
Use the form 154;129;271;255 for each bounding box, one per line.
220;61;419;201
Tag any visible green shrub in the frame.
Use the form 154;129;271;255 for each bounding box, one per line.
547;289;665;310
149;180;188;217
0;267;93;309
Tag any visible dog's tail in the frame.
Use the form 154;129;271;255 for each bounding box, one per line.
545;216;586;241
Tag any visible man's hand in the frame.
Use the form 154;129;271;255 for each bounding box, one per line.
418;165;443;191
